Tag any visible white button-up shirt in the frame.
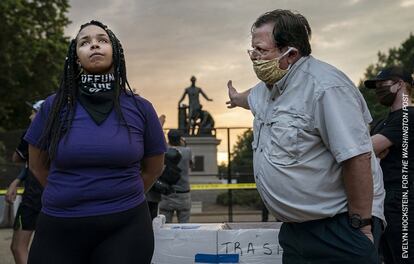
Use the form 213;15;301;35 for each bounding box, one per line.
248;56;385;223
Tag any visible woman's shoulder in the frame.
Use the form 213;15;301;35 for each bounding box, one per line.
44;93;57;103
38;93;57;113
121;91;154;110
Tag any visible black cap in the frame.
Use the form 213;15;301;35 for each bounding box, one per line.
364;66;413;89
167;129;183;144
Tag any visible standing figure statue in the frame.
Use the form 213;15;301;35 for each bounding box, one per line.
178;76;213;135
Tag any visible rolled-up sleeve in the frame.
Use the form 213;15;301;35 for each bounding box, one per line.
314;86;372;163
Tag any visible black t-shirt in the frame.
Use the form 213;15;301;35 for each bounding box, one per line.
16;131;43;211
371;107;414;187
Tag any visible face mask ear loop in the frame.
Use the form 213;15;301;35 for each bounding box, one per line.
390;81;401;94
282;47;294;57
280;47;294;70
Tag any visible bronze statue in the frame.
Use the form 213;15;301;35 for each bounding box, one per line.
178;76;215;136
193;107;215;136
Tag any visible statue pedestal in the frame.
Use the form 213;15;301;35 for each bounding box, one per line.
184;136;221;176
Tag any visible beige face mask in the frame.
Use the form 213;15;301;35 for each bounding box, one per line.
252;47;294;85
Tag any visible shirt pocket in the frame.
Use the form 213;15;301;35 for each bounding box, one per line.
267;113;309;166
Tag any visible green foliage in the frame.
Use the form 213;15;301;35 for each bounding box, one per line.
216;190;262;209
0;0;70;129
0;141;6;164
218;162;227;176
215;130;257;207
230;129;253;182
359;34;414;122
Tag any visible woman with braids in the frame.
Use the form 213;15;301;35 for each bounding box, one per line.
25;21;166;264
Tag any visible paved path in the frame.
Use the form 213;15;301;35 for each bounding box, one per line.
0;228;14;264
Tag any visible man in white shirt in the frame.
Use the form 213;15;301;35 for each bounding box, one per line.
226;9;385;263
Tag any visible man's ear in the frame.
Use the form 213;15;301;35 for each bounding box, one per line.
286;48;299;64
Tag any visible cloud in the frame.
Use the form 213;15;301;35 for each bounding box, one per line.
401;0;414;7
67;0;414;129
346;0;362;5
321;20;355;33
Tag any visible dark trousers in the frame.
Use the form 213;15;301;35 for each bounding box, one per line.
28;202;154;264
381;188;414;264
147;201;159;220
279;213;382;264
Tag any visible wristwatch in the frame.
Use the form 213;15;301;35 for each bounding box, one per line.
349;214;372;229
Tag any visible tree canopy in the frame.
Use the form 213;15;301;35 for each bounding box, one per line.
0;0;70;130
229;129;254;182
359;34;414;122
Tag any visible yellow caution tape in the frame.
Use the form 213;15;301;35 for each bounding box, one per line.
0;184;256;195
0;188;24;195
190;183;256;190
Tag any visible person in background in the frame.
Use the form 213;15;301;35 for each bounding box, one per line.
5;100;44;264
365;66;414;263
146;114;166;220
159;129;193;223
25;21;166;264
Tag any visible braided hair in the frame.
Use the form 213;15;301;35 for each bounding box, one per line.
39;20;138;161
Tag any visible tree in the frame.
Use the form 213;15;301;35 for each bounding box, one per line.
0;0;70;130
216;129;260;209
230;129;254;183
359;34;414;122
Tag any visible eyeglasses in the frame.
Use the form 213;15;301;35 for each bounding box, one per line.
247;48;275;59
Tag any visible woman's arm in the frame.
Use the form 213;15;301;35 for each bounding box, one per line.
141;154;164;193
28;144;50;187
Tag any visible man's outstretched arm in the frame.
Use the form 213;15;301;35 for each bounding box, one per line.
226;80;251;110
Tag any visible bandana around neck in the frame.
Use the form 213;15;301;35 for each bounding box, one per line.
78;73;116;125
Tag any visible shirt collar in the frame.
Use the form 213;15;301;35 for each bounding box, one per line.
272;56;311;96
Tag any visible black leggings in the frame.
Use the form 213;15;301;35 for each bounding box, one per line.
28;201;154;264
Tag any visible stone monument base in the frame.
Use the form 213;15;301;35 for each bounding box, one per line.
184;136;221;176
